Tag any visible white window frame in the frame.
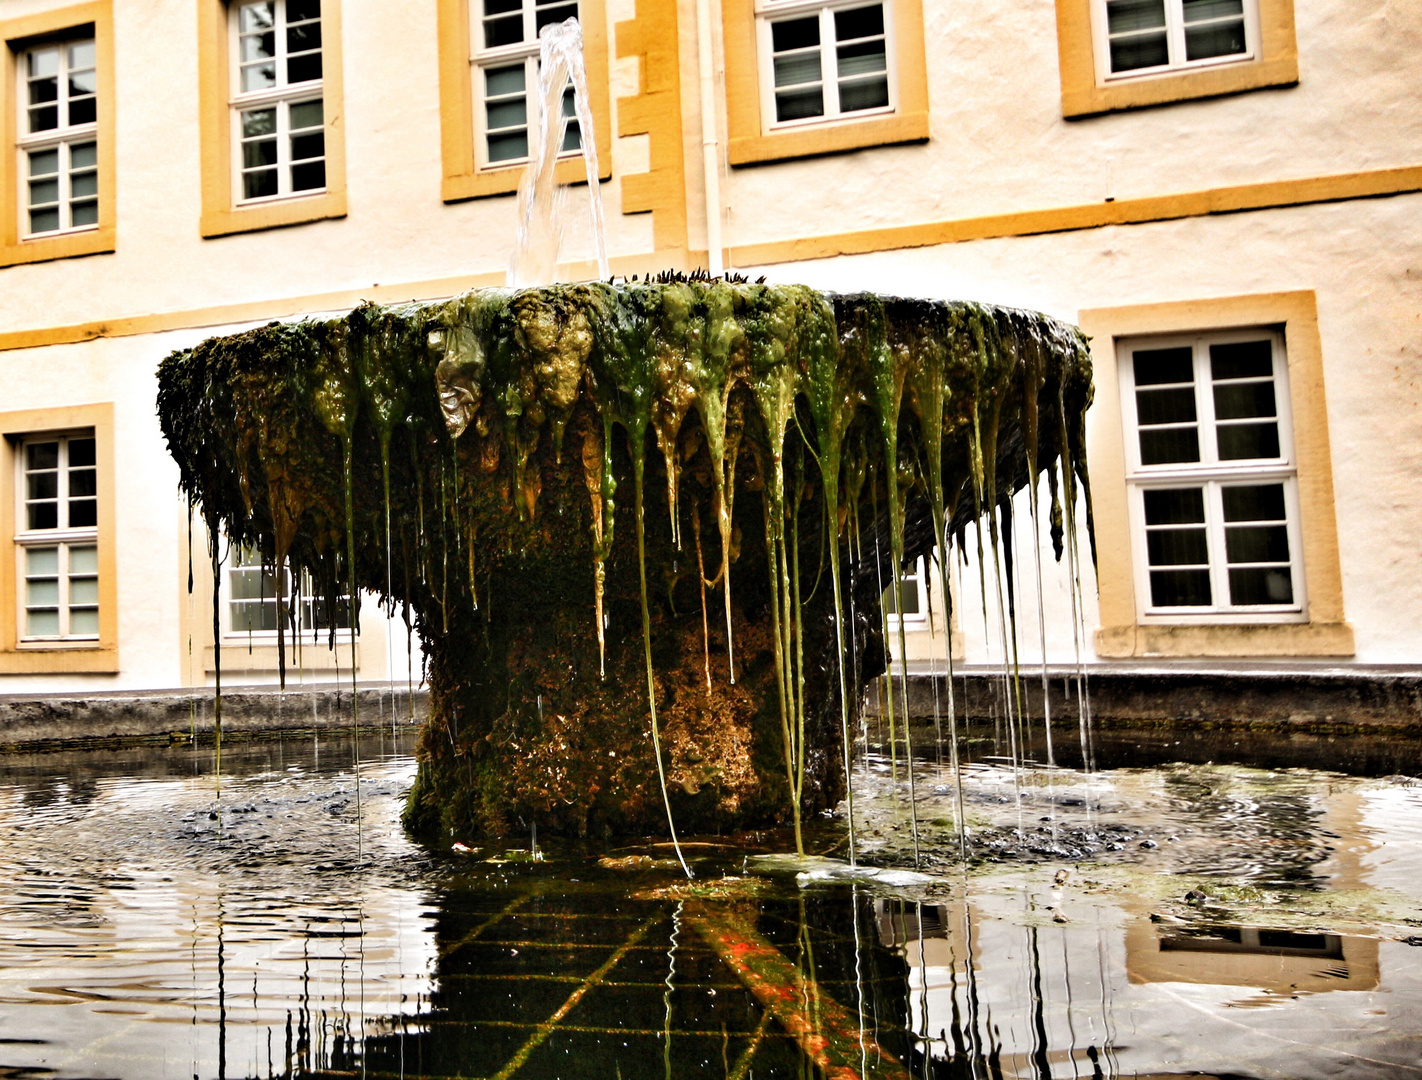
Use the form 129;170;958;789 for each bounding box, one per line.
222;543;353;642
883;555;928;629
470;0;583;170
228;0;326;205
13;431;99;643
15;36;98;239
755;0;896;133
1093;0;1260;84
1119;328;1307;625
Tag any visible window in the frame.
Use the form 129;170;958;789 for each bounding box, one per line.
19;38;97;236
15;432;98;641
0;2;114;267
226;543;350;637
1100;0;1253;78
230;0;325;202
1121;330;1305;621
197;0;344;236
882;556;927;627
1053;0;1297;117
437;0;610;201
722;0;927;165
761;1;891;127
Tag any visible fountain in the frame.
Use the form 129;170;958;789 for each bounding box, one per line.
156;280;1093;855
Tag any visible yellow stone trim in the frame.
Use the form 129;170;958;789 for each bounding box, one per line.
1053;0;1298;119
722;0;929;166
0;2;116;268
1080;291;1352;659
730;165;1422;266
615;0;689;257
436;0;613;202
0;403;119;674
197;0;347;238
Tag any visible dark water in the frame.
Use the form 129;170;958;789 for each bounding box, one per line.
0;732;1419;1079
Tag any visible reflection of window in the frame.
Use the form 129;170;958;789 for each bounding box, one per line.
227;544;350;636
18;37;97;236
882;556;926;625
1120;329;1305;620
758;0;892;127
16;432;98;640
1098;0;1254;78
473;0;581;166
230;0;325;202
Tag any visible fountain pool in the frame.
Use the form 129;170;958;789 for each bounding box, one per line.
0;728;1418;1079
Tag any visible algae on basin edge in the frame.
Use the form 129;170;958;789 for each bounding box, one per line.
155;278;1093;844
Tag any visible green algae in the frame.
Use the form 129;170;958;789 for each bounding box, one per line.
156;279;1093;845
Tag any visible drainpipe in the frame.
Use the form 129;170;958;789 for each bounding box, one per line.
696;0;724;276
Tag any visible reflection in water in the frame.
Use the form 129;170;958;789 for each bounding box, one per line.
0;742;1419;1078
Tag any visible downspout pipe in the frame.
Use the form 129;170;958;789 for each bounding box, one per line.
696;0;725;276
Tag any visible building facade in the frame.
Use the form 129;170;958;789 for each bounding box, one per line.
0;0;1418;693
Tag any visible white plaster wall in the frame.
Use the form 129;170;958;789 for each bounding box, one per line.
745;192;1422;664
722;0;1422;245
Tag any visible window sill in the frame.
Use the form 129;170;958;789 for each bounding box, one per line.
0;225;114;268
1061;55;1299;119
442;156;610;203
1095;620;1354;659
204;641;360;674
200;190;346;238
0;645;118;674
728;110;928;167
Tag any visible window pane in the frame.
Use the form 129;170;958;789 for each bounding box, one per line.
1213;380;1275;420
71;172;99;199
1146;527;1208;566
1110;32;1168;71
838;39;887;78
774;52;823;88
70;577;100;606
561;117;582;152
1209;339;1272;380
29;76;59;105
1225;524;1290;563
244;169;279;199
26;609;60;637
484;0;521;14
1221;483;1285;522
1228;567;1293;605
68;97;97;126
1139;427;1200;465
487;98;528;129
26;498;59;529
71;201;99;227
287;51;323;83
27;442;59;470
1107;0;1165;32
290;99;324;128
1135;386;1197;425
536;3;579;31
839;76;889;112
287;0;322;21
487;131;529;162
68;40;95;68
242;62;277;91
835;4;884;40
28;471;58;502
240;2;275;32
29;105;59;133
772;16;819;52
1132;346;1193;386
69;546;98;573
486;65;526;97
288;22;322;52
69;469;97;498
241;30;276;61
69;608;100;635
67;438;95;466
776;87;824;121
243;108;277;137
28;48;59;78
1143;487;1205;525
26;577;60;608
1150;568;1212;606
27;547;59;576
291;160;326;190
484;13;525;47
29;179;60;206
28;150;60;179
68;498;97;527
292;131;325;161
1185;19;1246;60
244;139;278;168
1184;0;1244;19
70;143;98;170
1216;422;1280;460
69;70;97;96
